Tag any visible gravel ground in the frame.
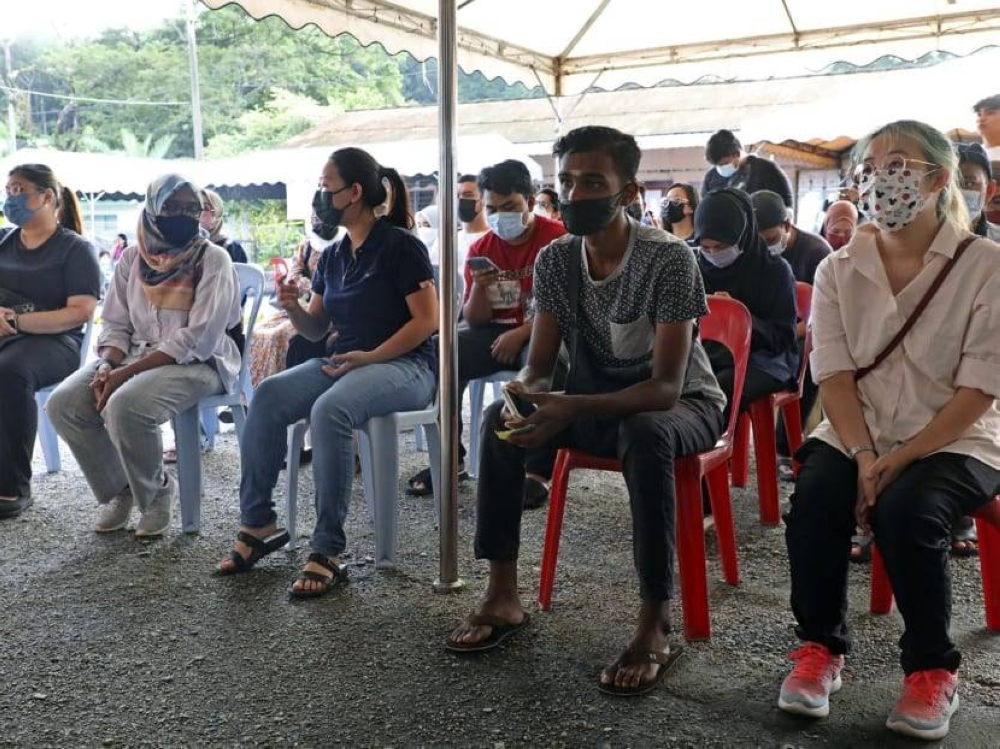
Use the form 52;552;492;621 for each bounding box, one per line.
1;424;998;749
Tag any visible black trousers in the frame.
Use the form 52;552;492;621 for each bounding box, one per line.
705;341;790;417
474;397;724;600
786;439;998;674
0;335;81;497
454;322;556;478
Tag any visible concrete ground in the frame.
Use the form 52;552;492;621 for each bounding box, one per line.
1;426;998;748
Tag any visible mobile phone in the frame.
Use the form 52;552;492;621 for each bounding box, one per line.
467;256;500;273
501;386;537;420
270;256;289;283
494;424;536;441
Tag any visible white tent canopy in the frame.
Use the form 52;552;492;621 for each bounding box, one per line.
201;0;1000;95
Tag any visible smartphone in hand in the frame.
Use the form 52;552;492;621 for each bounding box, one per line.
467;256;500;274
501;385;537;420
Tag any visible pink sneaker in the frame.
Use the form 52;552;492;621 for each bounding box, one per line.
778;642;844;718
886;669;959;740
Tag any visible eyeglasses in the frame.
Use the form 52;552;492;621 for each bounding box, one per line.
852;158;940;187
661;198;689;207
161;200;203;219
1;186;41;200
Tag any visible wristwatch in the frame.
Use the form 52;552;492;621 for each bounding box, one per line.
847;444;875;460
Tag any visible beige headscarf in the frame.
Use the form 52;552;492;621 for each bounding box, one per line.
201;188;227;244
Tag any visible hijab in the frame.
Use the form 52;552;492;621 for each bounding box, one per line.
137;174;209;311
201;188;228;244
822;200;859;248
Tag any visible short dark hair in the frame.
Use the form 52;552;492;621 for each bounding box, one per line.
665;182;700;212
956;142;993;181
477;160;533;198
973;94;1000;114
457;173;477;185
537;187;559;208
552;126;641;184
705;129;742;164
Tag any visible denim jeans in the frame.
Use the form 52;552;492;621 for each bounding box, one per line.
239;355;436;558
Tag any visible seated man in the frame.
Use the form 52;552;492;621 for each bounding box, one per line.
446;126;726;698
407;159;566;507
751;189;832;480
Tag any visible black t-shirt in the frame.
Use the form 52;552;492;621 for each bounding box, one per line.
701;155;794;207
0;227;101;339
219;238;248;264
313;217;435;366
781;228;831;285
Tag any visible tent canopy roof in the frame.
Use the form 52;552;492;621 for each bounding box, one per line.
202;0;1000;94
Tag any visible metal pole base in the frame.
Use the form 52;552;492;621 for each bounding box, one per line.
432;578;466;594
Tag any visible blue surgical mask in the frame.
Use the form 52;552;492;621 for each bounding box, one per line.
962;188;985;217
715;162;739;179
487;211;527;242
2;193;41;226
700;245;742;268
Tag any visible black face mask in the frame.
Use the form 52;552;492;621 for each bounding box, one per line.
154;215;200;248
311;217;338;241
312;188;348;238
560;192;622;237
625;203;643;222
458;198;479;223
663;200;686;226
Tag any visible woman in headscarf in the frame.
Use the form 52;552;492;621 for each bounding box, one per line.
822;200;860;251
414;204;440;264
694;187;798;412
199;188;248;263
47;174;241;538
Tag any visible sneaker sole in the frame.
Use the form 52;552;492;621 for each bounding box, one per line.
885;692;958;741
94;521;129;533
135;518;171;538
778;674;842;718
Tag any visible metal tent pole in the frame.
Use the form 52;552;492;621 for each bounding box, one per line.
432;0;464;593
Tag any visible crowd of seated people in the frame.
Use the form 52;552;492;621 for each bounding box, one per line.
2;111;999;741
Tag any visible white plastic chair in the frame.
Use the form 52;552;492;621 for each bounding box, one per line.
35;318;95;473
172;263;265;533
466;369;519;478
284;399;440;568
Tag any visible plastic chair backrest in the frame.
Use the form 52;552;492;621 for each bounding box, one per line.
793;281;813;398
700;296;752;446
233;263;265;394
79;317;95;367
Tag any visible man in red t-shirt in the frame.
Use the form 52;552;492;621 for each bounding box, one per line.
407;160;566;505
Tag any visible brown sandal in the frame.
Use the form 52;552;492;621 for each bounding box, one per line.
288;552;347;599
598;645;685;697
445;612;531;654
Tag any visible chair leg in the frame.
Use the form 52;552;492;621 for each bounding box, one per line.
35;393;62;473
231;403;248;442
976;516;1000;631
364;416;401;569
749;400;780;527
869;544;894;615
200;408;219;452
425;423;443;527
173;407;203;534
538;450;572;611
780;402;805;476
357;429;377;519
285;422;307;549
731;413;750;487
675;459;711;641
467;380;486;480
706;464;739;586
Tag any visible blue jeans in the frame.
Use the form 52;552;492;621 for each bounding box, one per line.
238;355;436;557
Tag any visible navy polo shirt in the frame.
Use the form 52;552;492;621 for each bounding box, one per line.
312;217;435;365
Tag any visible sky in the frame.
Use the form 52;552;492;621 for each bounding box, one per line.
1;0;190;41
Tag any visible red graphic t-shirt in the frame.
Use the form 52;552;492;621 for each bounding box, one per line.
462;215;566;326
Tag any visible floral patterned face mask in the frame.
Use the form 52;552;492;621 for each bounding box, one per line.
857;163;935;232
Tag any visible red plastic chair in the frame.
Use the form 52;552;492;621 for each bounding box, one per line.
537;297;753;642
731;282;813;526
870;498;1000;631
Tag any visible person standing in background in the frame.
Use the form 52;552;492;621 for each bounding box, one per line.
702;129;794;208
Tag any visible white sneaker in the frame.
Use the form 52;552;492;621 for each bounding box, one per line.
135;474;174;538
95;490;133;533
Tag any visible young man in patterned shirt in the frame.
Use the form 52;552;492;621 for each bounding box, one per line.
446;126;727;697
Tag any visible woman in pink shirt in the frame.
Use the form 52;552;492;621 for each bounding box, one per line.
777;120;1000;740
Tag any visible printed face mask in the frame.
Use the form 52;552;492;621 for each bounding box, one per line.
858;167;930;232
487;211;527;241
700;245;741;268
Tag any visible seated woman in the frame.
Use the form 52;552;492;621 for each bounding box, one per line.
821;200;859;251
216;147;438;597
693;188;798;412
0;164;100;519
778;120;1000;740
660;182;699;247
47;174;241;537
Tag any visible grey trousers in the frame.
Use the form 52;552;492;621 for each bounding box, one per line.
47;361;223;511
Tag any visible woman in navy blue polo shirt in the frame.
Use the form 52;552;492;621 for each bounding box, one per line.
216;147;438;597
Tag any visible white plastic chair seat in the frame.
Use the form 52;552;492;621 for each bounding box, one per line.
467;369;519;478
284;401;440;569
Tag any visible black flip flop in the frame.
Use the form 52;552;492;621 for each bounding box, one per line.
214;529;290;576
523;477;549;509
405;466;467;497
445;612;531;654
598;645;685;697
288;552;347;599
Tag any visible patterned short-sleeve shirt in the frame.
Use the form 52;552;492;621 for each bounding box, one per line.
534;220;726;411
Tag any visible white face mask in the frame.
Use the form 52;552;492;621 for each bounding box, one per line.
700;245;742;268
962;188;985;217
417;227;437;247
487;211;527;241
715;162;739;178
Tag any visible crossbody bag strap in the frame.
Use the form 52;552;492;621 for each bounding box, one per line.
855;235;975;381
